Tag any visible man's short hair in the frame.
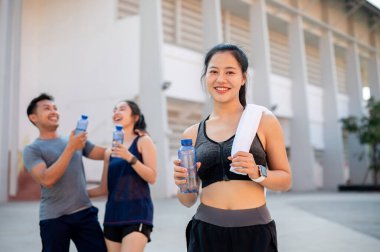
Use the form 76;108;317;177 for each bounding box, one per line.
26;93;54;124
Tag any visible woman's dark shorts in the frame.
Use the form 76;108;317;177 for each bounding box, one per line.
186;203;278;252
104;223;153;243
187;219;278;252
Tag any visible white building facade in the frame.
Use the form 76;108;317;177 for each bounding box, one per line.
1;0;380;202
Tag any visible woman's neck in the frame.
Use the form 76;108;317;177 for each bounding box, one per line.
211;101;244;119
123;125;137;141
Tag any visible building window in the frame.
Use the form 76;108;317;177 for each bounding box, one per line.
305;31;322;86
335;45;348;94
117;0;139;19
222;10;252;61
269;29;290;77
162;0;203;52
162;0;176;44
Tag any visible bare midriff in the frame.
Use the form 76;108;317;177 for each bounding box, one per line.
200;180;266;210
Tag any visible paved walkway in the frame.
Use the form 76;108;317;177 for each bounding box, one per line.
1;192;379;251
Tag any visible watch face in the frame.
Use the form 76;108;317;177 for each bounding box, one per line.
260;165;267;177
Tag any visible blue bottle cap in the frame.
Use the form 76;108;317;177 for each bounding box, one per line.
181;139;192;146
115;125;123;131
81;115;88;120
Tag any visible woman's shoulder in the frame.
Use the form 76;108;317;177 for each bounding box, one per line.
136;134;157;154
261;110;279;125
137;134;154;145
259;110;283;137
183;123;201;139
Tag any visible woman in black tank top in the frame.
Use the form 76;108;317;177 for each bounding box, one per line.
173;44;292;252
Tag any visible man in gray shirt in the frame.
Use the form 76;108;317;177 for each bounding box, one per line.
23;93;107;252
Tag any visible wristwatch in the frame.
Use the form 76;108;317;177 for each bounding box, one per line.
128;155;138;165
250;165;267;183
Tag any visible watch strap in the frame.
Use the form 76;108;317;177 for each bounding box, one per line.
250;176;266;183
128;155;138;165
250;165;266;183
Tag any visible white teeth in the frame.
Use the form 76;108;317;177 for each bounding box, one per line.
216;87;228;91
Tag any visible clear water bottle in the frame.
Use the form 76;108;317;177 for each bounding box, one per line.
178;139;199;194
112;125;124;147
111;125;124;158
75;115;88;135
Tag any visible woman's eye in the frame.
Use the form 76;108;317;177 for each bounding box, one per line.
209;70;218;74
226;71;235;75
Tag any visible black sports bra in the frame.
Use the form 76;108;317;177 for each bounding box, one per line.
195;118;267;188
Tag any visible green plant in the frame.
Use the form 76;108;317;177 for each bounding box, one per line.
340;97;380;185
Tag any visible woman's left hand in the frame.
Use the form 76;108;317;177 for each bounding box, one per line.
228;151;260;179
111;142;133;160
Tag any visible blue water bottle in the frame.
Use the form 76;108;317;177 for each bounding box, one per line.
178;139;199;193
75;115;88;135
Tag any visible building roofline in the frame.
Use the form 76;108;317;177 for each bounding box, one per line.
363;1;380;17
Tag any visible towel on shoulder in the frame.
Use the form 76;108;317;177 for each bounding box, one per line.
230;104;272;175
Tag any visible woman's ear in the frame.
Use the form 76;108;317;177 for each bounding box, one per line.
242;73;247;86
134;115;140;123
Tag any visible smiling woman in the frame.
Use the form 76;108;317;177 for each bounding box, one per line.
202;44;248;108
205;53;246;101
173;44;292;252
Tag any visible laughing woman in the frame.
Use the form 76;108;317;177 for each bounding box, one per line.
88;100;157;252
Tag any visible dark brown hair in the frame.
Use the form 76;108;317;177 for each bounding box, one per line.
124;100;147;134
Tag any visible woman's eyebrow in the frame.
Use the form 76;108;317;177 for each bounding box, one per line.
208;66;238;70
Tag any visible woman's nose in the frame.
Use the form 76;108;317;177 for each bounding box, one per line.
216;73;226;82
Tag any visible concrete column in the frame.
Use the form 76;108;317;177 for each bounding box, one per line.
249;0;271;108
8;0;22;196
368;55;380;100
346;44;369;184
202;0;223;51
320;31;345;189
202;0;223;116
0;0;12;202
139;0;170;198
288;15;316;191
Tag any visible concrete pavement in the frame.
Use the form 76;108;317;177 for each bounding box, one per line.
1;192;379;251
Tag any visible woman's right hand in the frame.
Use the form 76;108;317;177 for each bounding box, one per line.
173;159;187;187
173;159;201;188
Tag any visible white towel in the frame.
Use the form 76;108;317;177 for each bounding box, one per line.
230;104;270;175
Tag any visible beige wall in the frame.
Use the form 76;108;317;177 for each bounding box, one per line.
354;10;370;44
327;0;349;34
